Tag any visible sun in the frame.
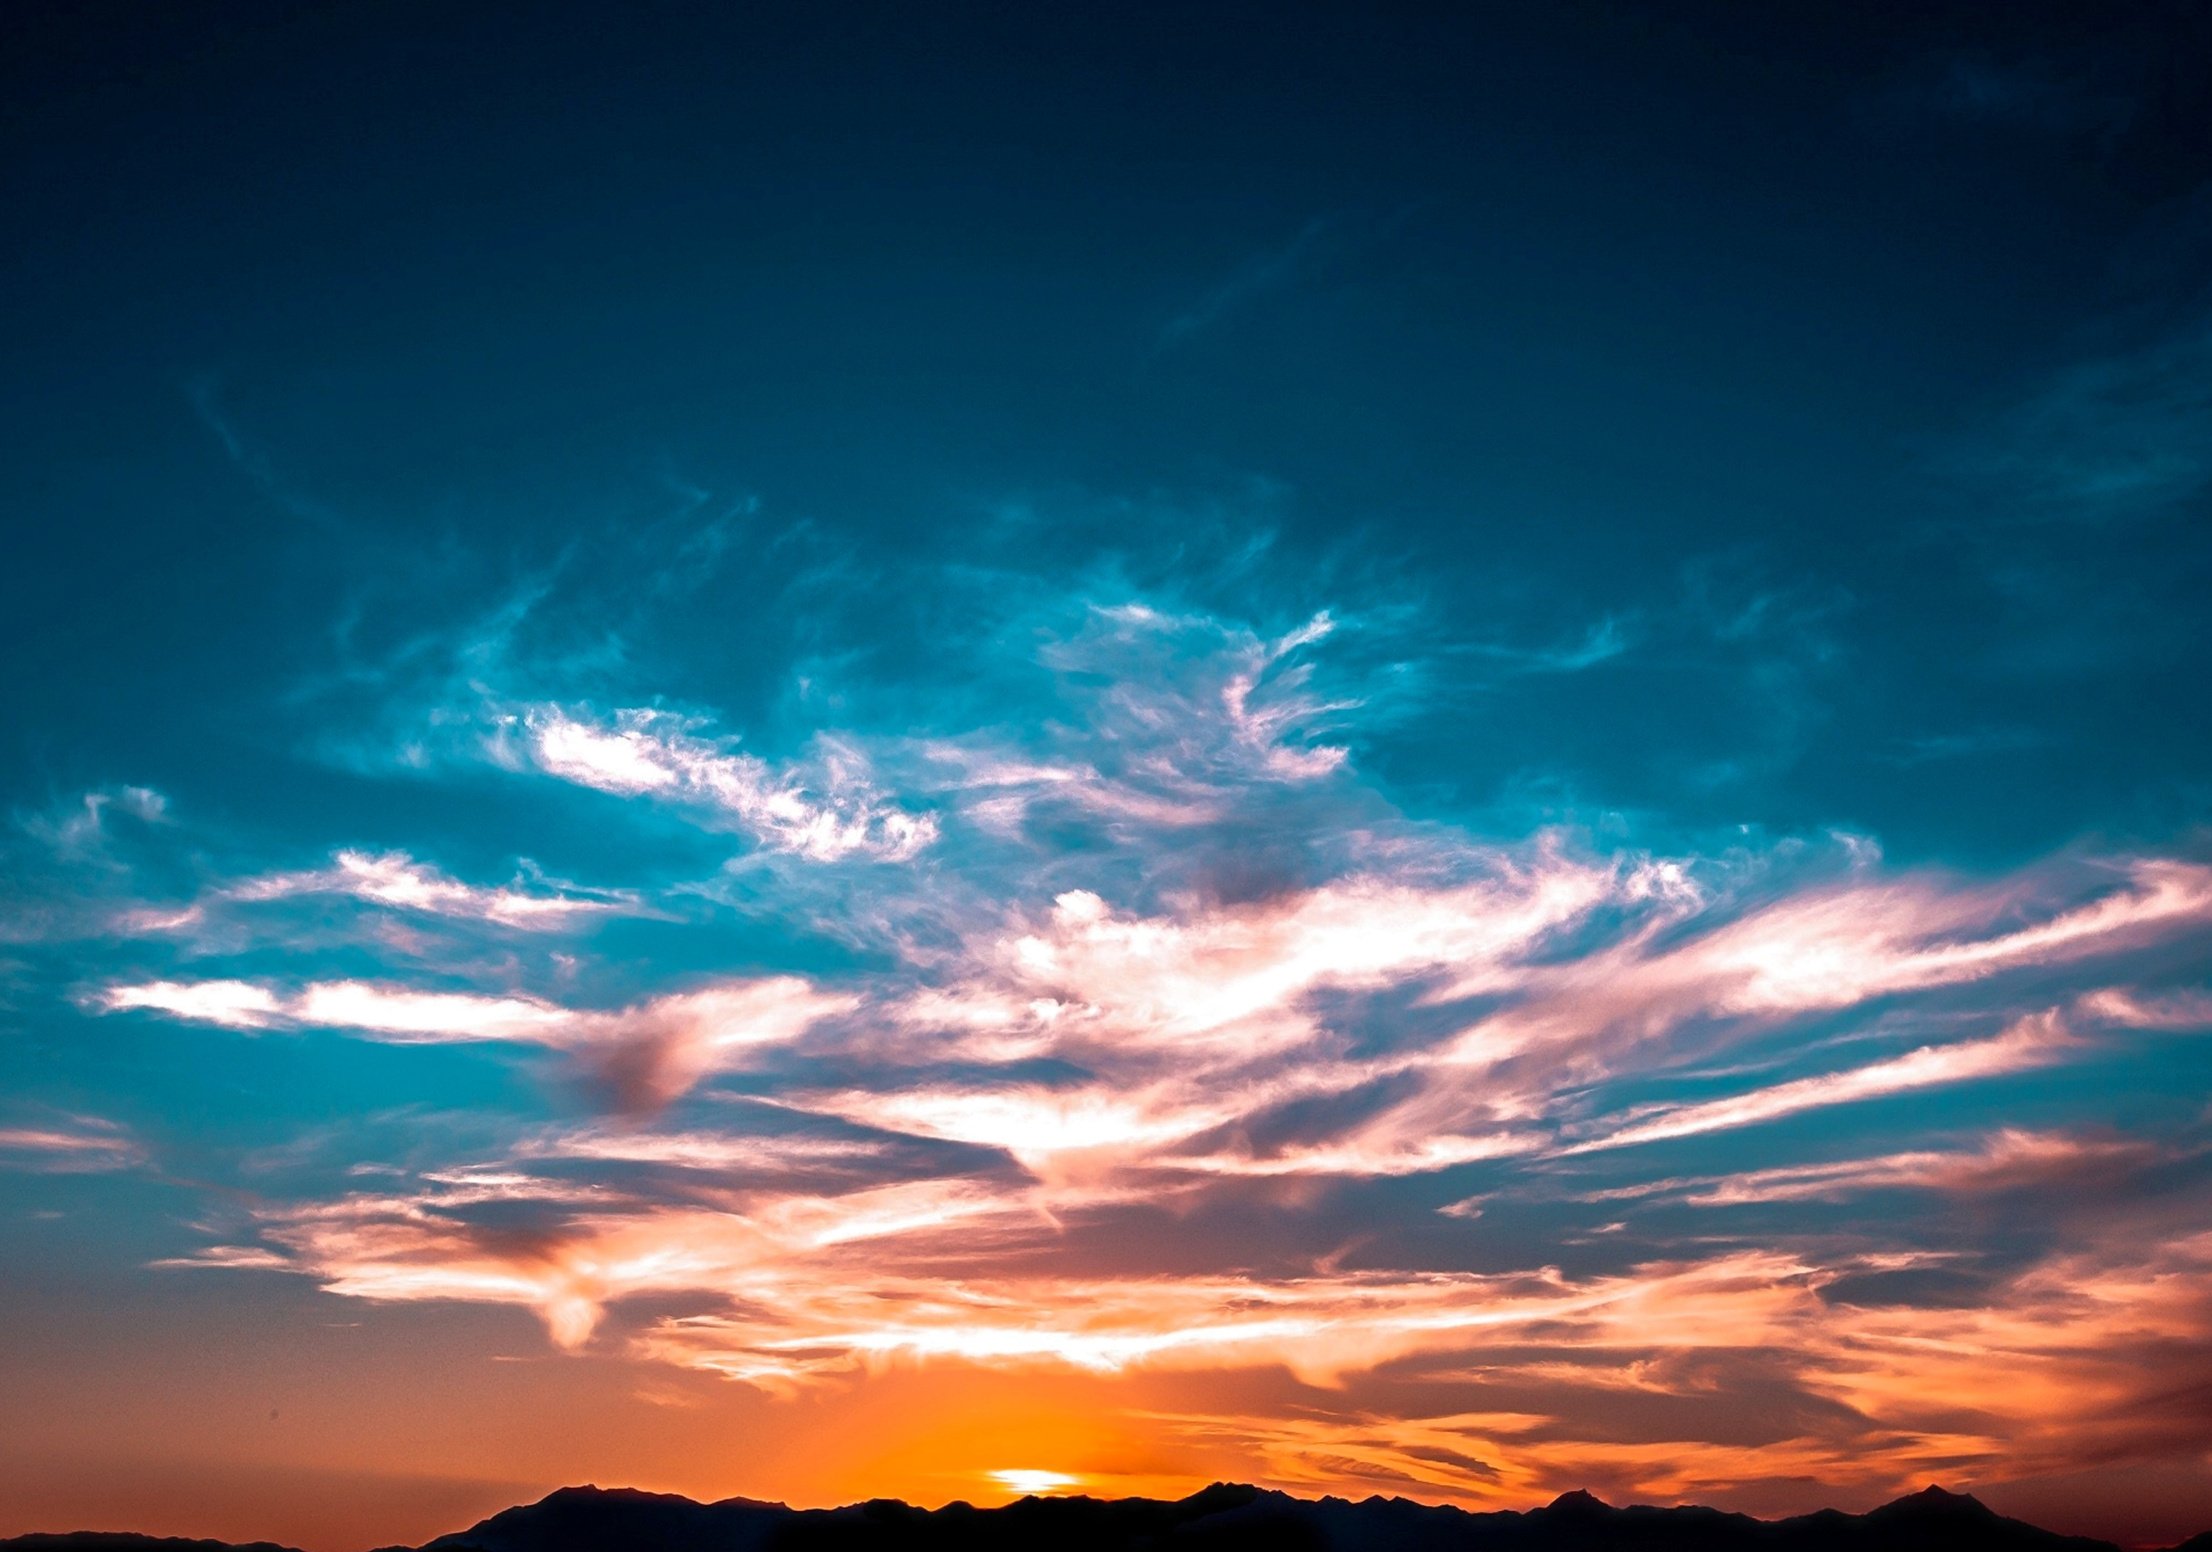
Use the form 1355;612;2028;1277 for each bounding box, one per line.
988;1469;1081;1498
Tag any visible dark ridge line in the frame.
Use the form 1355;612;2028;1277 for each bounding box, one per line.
5;1482;2204;1552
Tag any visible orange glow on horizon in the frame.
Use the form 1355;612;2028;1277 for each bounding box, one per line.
988;1469;1081;1497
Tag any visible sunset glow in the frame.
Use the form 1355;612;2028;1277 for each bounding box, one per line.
5;7;2212;1552
987;1470;1081;1499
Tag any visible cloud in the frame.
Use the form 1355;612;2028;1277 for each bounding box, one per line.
97;975;855;1109
634;1245;1841;1389
1157;1229;2212;1506
1581;1127;2175;1207
1567;1010;2075;1153
1167;1128;1546;1180
517;706;937;862
513;1125;887;1173
11;788;648;960
1640;859;2212;1014
220;849;634;929
100;979;287;1028
1457;616;1633;675
914;603;1370;846
2078;985;2212;1030
42;555;2212;1518
984;854;1615;1058
182;1176;1045;1352
38;785;168;841
1158;217;1334;348
283;982;579;1043
1387;857;2212;1088
99;842;2212;1179
1965;308;2212;523
0;1113;147;1173
1217;611;1354;779
157;1086;2212;1497
186;374;348;531
760;841;1631;1179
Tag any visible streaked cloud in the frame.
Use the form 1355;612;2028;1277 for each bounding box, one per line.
0;1112;147;1173
222;850;632;928
1158;216;1334;348
1974;312;2212;522
12;9;2212;1535
1574;1127;2177;1207
101;978;288;1028
516;706;935;862
99;975;856;1109
1568;1010;2075;1153
31;572;2212;1517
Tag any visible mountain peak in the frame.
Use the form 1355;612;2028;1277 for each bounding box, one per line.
1884;1485;1994;1516
534;1486;692;1507
1548;1489;1613;1512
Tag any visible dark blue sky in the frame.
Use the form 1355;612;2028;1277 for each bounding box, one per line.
9;1;2210;860
4;6;2211;1548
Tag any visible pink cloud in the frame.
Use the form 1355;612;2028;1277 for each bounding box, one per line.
1568;1010;2076;1153
984;849;1619;1059
61;572;2212;1526
1588;1127;2171;1206
1217;610;1353;780
194;1176;1046;1351
0;1113;146;1173
2077;986;2212;1030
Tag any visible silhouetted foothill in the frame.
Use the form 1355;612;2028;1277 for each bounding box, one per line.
5;1485;2202;1552
0;1539;302;1552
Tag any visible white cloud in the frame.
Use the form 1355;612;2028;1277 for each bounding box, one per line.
522;706;937;862
1566;1011;2074;1153
225;849;630;928
97;974;855;1107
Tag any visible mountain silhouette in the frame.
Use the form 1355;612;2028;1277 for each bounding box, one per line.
5;1484;2202;1552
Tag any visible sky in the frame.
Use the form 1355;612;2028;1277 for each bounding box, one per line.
4;3;2212;1548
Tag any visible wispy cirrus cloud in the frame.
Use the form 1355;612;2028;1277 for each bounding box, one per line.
1168;1230;2212;1507
18;784;170;855
914;604;1367;844
98;843;2212;1171
182;1155;2212;1508
1974;313;2212;523
224;849;633;927
2077;985;2212;1030
37;562;2212;1519
1568;1126;2182;1208
1566;1010;2077;1153
512;706;937;863
121;848;637;937
98;975;855;1110
1158;216;1335;349
173;1175;1045;1352
0;1112;147;1174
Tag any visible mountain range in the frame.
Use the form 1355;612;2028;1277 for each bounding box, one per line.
7;1483;2208;1552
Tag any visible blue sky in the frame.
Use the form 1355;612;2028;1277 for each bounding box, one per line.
3;5;2211;1549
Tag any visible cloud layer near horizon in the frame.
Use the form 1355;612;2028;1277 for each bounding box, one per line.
17;564;2209;1519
